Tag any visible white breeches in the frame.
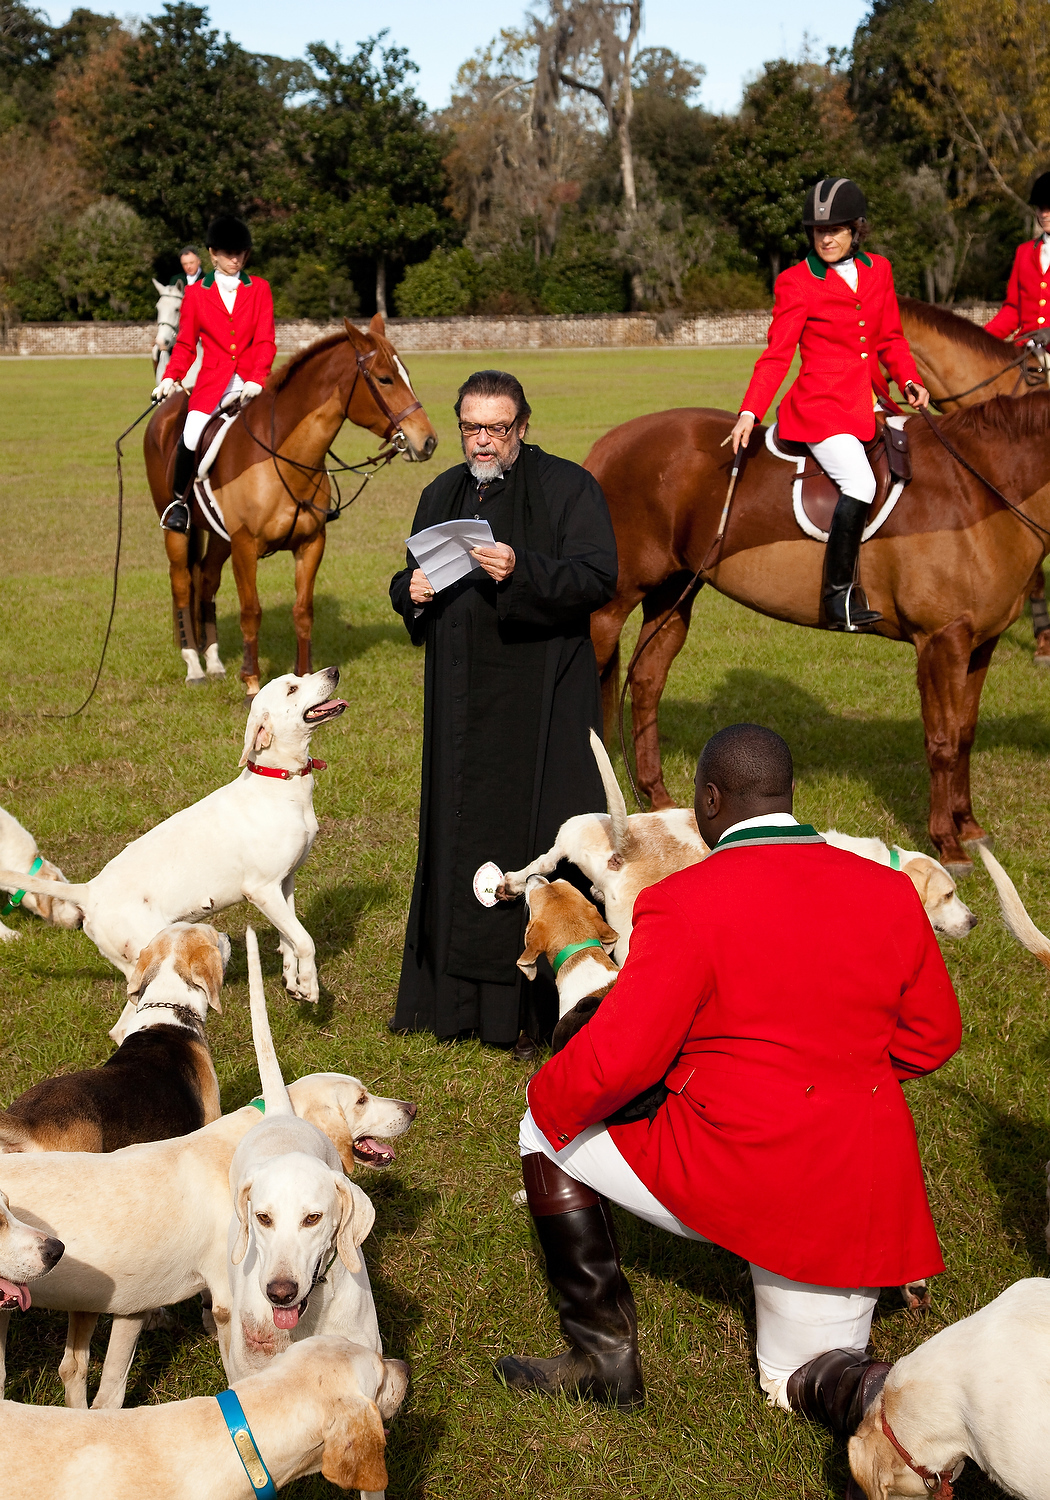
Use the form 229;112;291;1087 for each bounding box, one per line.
181;372;243;451
808;433;877;505
519;1108;878;1411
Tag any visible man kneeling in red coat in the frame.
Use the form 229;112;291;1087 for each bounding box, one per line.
497;723;961;1446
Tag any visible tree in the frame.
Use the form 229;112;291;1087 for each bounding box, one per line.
63;3;286;250
286;33;449;315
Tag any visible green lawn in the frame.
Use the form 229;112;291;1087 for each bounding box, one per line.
1;348;1049;1499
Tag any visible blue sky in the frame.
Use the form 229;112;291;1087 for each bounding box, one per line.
40;0;872;115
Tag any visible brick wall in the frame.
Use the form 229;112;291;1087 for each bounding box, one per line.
1;305;1001;357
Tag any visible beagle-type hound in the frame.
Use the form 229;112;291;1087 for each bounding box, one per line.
0;805;79;942
0;667;347;1002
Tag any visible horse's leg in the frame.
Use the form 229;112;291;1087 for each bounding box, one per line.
230;530;263;697
629;578;698;810
163;529;205;685
592;590;643;746
291;529;326;677
952;634;999;850
1028;563;1050;665
200;533;231;680
915;618;981;875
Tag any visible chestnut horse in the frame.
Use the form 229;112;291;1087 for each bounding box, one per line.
586;393;1050;874
900;296;1050;660
144;313;437;696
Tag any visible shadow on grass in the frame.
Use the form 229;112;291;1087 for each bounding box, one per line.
216;592;405;678
656;671;1050;847
962;1088;1050;1270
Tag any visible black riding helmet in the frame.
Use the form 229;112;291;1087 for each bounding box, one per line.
1030;172;1050;209
205;214;252;254
802;178;868;227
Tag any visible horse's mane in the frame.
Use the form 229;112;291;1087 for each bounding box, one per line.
268;330;350;393
899;297;1011;362
934;389;1050;441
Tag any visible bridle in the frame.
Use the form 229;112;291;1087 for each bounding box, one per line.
928;331;1050;408
880;1411;957;1499
238;335;423;552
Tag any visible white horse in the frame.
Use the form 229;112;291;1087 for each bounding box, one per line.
151;277;202;387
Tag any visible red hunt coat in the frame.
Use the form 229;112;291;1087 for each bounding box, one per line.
739;250;920;443
527;826;962;1289
984;239;1050;343
165;271;277;413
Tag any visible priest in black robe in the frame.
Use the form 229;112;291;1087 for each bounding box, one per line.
389;369;618;1052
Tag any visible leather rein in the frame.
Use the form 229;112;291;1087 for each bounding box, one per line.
880;1411;956;1499
238;339;422;552
929;333;1049;407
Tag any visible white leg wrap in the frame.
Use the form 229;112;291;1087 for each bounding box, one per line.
204;642;226;678
181;646;206;682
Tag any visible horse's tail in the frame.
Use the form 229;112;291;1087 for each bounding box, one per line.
977;845;1050;972
600;640;620;747
245;926;294;1116
589;728;629;854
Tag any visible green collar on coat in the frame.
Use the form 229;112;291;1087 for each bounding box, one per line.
805;248;873;280
201;269;252;288
709;822;826;854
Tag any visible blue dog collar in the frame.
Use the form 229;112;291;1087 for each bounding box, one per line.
1;855;42;916
215;1388;277;1499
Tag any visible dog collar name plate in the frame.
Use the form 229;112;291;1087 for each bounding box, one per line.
1;854;42;915
245;758;327;781
215;1388;278;1499
552;938;604;977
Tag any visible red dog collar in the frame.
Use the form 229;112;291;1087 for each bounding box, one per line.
881;1412;955;1499
245;758;327;781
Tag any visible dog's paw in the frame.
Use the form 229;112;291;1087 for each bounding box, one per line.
496;874;526;900
0;925;21;942
143;1306;175;1331
511;1188;527;1205
900;1281;931;1316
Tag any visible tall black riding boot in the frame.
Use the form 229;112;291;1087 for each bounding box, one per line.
494;1152;645;1409
823;495;882;631
786;1348;891;1437
160;439;196;533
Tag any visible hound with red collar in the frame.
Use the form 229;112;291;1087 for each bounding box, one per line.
731;178;930;632
152;214;276;534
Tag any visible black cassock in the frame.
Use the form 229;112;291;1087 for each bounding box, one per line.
389;444;618;1046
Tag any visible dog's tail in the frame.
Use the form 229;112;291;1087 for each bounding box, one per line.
245;926;293;1115
0;869;87;906
977;845;1050;973
589;728;629;855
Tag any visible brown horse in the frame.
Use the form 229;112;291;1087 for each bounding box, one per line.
586;393;1050;874
900;296;1050;661
144;313;437;696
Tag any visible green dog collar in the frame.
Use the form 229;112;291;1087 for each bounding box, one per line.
552;938;604;977
889;847;902;870
248;1097;265;1113
1;855;42;916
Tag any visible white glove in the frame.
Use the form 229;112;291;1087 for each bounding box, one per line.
240;381;263;401
152;377;176;402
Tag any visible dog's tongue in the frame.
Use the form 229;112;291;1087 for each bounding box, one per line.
272;1305;300;1329
0;1279;30;1311
358;1137;394;1162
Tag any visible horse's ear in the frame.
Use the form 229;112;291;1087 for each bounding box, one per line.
369;312;386;337
152;278;167;295
344;318;371;351
176;277;185;292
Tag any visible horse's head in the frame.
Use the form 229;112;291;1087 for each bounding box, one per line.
343;315;437;462
153;278;185;353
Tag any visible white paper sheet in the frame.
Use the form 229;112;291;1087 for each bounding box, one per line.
406;517;496;594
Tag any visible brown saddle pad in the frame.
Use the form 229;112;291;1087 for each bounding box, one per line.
774;421;912;535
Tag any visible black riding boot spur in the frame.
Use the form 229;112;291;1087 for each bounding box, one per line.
823;495;882;631
494;1152;645;1409
160;439;196;533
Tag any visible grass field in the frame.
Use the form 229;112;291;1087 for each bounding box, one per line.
2;347;1050;1500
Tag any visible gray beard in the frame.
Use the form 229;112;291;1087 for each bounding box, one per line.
465;438;520;483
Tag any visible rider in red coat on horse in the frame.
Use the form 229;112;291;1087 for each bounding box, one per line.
152;215;277;533
497;724;960;1457
732;179;929;632
985;172;1050;345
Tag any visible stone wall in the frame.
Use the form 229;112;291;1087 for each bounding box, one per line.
1;304;1002;357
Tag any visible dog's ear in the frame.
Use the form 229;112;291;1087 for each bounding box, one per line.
239;708;274;766
108;999;137;1046
847;1394;897;1500
517;920;545;982
333;1176;375;1273
321;1396;388;1491
231;1177;254;1265
187;926;226;1013
900;856;935;908
594;915;619;952
126;945;160;1002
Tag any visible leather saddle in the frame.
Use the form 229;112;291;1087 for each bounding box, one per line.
773;419;912;535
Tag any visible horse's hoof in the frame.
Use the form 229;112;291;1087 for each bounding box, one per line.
206;665;227;680
943;858;975;879
242;676;261;699
185;676;208;688
962;833;995;852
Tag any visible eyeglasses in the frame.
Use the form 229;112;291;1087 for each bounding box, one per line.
458;421;516;438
